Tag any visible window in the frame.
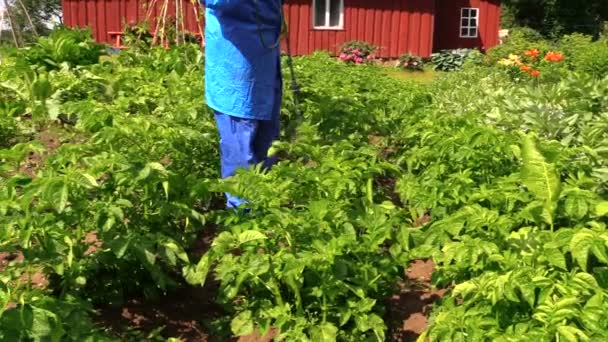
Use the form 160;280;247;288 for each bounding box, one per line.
313;0;344;29
460;8;479;38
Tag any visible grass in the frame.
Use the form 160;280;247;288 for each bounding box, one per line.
383;67;439;84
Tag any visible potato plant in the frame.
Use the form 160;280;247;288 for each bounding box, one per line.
2;28;608;341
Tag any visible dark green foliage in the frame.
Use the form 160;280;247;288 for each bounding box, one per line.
561;36;608;78
501;0;608;38
431;49;476;72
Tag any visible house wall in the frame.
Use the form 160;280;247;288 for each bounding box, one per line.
62;0;436;58
284;0;435;57
433;0;501;52
62;0;205;44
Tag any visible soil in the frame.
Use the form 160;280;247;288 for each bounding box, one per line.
19;130;62;177
94;283;229;342
91;259;443;342
0;251;48;289
0;251;48;312
386;260;446;342
375;176;403;207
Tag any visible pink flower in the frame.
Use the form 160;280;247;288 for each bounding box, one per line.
367;54;376;60
404;62;409;67
339;53;347;60
413;62;418;66
355;57;363;64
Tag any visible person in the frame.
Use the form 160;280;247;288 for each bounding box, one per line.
203;0;284;209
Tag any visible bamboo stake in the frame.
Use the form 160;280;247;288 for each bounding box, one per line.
143;0;159;23
174;0;179;45
162;0;169;47
160;0;169;47
16;0;38;37
0;10;4;62
139;0;159;42
179;0;186;45
190;0;204;47
2;0;20;47
152;0;168;46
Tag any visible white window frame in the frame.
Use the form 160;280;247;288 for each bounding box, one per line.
312;0;344;30
460;7;479;38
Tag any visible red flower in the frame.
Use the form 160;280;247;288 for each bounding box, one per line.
544;51;564;62
530;70;541;77
524;49;540;59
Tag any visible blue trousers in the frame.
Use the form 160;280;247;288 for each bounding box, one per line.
215;106;280;209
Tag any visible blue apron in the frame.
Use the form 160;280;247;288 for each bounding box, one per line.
204;0;283;120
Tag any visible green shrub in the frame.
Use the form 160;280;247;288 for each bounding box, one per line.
559;33;594;59
570;40;608;78
21;26;106;70
462;49;486;69
487;27;553;64
397;53;424;71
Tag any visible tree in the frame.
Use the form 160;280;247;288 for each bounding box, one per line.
502;0;608;38
1;0;62;44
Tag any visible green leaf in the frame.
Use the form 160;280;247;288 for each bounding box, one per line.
137;166;151;180
574;272;599;289
544;247;567;270
143;248;156;265
558;325;589;342
555;297;579;309
238;231;266;245
520;135;561;225
565;196;588;220
57;181;68;213
595;201;608;217
164;241;189;263
518;282;536;308
147;162;167;174
591;242;608;265
79;173;98;188
231;310;254;336
397;227;410;251
107;238;130;258
31;306;57;337
162;181;170;200
570;230;594;271
339;308;352;327
310;322;338;342
452;281;477;298
183;252;211;286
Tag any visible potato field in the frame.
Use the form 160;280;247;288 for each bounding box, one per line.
1;28;608;341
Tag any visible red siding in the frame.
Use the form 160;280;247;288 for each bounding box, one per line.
434;0;501;52
62;0;499;57
281;0;435;57
61;0;205;44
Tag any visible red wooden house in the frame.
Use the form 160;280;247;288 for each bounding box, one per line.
61;0;501;58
